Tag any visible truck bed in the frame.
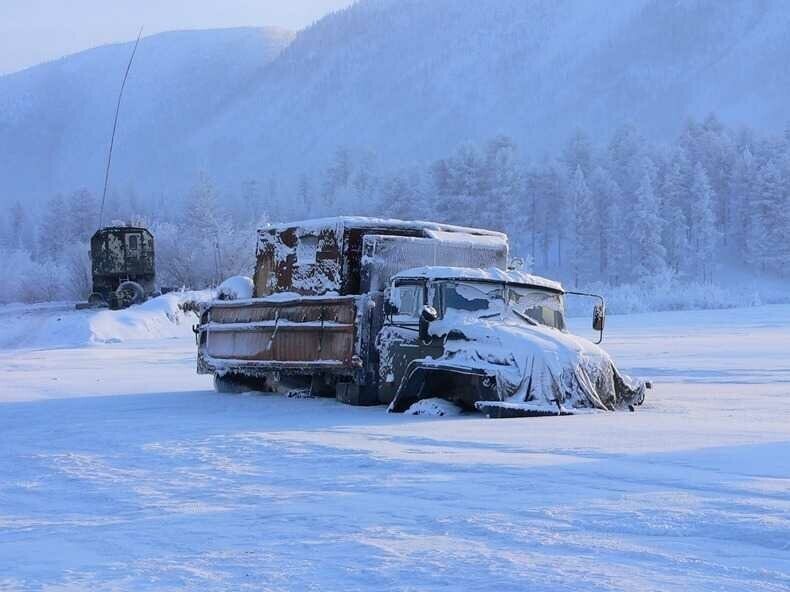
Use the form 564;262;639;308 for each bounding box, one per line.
197;295;359;375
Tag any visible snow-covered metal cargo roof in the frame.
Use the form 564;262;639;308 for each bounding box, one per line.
393;266;564;293
262;217;507;240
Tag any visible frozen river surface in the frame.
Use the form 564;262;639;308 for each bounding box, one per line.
1;303;789;591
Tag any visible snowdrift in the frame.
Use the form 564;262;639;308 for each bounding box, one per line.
0;291;212;350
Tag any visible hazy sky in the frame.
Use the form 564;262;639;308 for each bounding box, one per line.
0;0;356;75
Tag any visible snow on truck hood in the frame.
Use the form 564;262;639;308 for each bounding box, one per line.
427;312;644;412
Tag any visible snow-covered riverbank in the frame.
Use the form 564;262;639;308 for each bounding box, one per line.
1;303;789;590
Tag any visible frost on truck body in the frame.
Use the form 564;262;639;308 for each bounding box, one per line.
197;217;648;415
253;217;509;298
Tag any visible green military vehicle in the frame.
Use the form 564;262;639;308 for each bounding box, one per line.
194;217;647;416
82;226;156;310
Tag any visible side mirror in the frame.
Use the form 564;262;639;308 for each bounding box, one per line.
384;300;398;317
419;305;438;342
593;302;605;332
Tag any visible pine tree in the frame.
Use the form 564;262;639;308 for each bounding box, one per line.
38;194;69;261
321;147;353;213
589;166;625;282
380;173;413;220
628;169;666;279
607;123;645;196
2;201;27;250
523;163;548;266
562;129;594;178
297;174;312;214
689;163;719;282
569;166;597;287
67;189;98;242
481;136;521;234
432;143;483;227
660;156;690;273
730;147;755;257
776;152;790;276
241;179;262;222
746;160;781;272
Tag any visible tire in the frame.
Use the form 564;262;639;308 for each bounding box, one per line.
115;281;146;308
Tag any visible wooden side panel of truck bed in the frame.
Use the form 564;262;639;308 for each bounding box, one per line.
201;296;357;370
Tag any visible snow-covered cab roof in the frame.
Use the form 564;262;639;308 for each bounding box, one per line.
392;266;564;293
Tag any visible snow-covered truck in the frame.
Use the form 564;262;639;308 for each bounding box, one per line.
195;217;647;416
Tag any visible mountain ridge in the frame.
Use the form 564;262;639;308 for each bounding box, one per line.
2;0;790;208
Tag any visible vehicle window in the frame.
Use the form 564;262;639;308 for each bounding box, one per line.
442;282;505;318
296;235;318;264
508;287;566;330
126;234;140;252
390;283;423;321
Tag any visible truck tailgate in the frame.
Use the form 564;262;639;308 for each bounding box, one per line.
199;296;358;370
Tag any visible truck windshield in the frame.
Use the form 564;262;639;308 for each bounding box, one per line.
440;281;566;330
507;286;566;330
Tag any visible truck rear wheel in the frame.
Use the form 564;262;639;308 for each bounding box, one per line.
115;281;146;308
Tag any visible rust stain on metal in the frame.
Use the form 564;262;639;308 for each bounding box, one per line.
206;297;357;366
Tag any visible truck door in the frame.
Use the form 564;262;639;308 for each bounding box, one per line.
125;232;142;260
377;280;443;403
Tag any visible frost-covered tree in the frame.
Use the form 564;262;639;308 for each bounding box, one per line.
38;194;69;261
380;172;415;220
775;153;790;275
2;201;29;251
746;160;781;272
321;147;353;212
608;123;646;196
588;166;625;282
241;179;262;223
569;167;597;287
297;174;313;214
432;143;484;227
729;147;755;254
67;189;98;243
167;176;219;287
689;163;719;282
481;136;522;234
628;169;666;279
660;156;690;273
562;129;594;178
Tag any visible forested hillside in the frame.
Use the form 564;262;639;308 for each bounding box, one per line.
3;117;790;309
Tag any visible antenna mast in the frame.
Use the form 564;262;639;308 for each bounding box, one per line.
98;26;143;228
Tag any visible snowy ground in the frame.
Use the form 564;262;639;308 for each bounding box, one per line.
1;301;789;591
